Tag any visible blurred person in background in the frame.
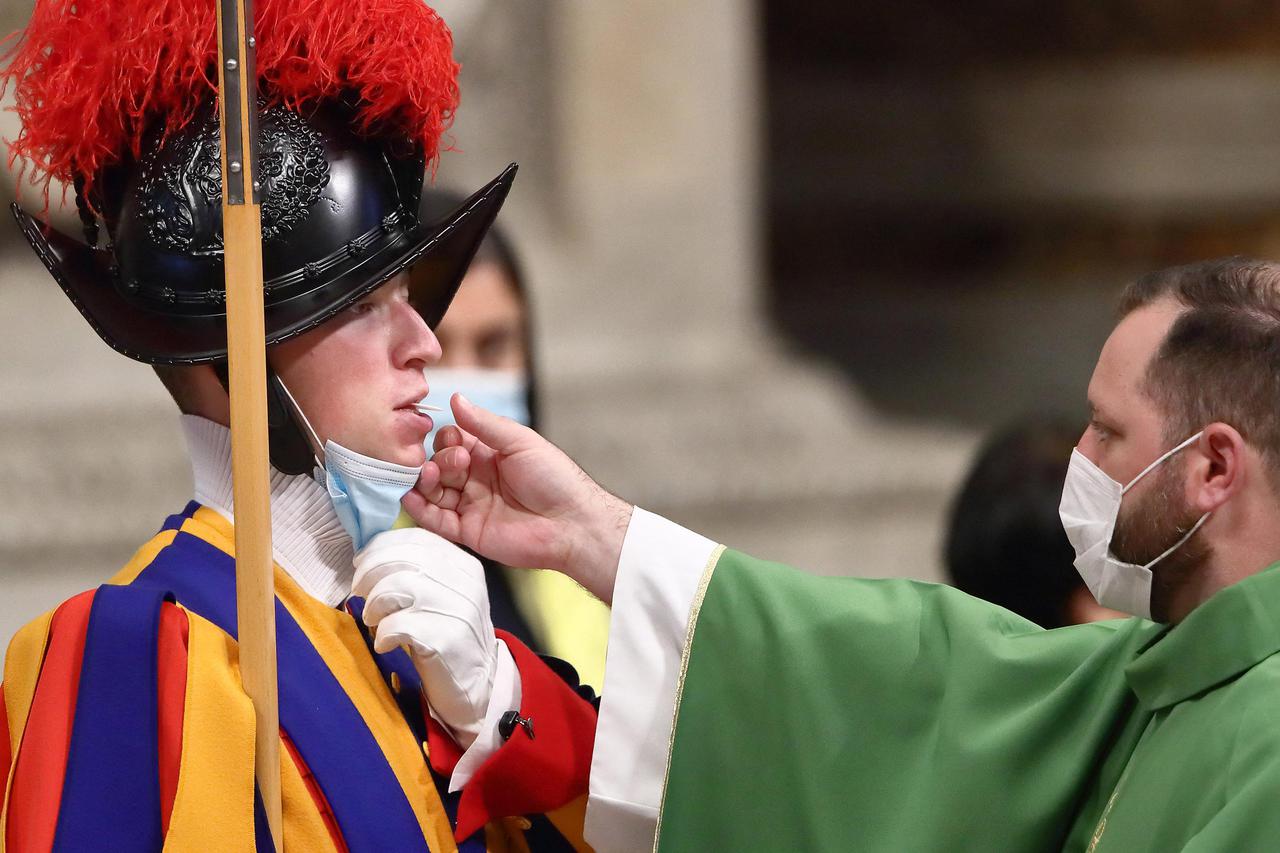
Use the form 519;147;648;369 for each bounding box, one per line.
947;418;1125;627
411;193;611;689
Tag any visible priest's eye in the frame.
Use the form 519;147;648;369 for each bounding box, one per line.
1090;420;1111;441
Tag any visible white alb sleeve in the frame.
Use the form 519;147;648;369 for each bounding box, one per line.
584;508;720;853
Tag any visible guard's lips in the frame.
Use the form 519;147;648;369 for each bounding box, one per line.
395;389;431;411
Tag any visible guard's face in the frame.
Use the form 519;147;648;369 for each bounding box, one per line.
271;273;440;466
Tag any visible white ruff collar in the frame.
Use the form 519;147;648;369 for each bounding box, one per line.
181;414;354;606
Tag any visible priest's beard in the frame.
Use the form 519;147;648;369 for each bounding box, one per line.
1111;459;1210;623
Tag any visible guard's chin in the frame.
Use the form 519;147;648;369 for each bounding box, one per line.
388;442;428;469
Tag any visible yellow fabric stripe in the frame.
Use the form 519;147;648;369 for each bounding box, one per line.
1;611;53;772
274;575;459;853
109;529;180;586
163;611;257;852
543;794;594;852
1;609;55;850
508;821;535;853
278;740;342;853
183;508;459;852
124;516;333;850
187;507;236;557
483;823;510;852
651;544;726;853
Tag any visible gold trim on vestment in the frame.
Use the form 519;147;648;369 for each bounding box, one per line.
1087;761;1133;853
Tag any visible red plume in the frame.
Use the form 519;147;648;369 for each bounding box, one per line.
2;0;459;201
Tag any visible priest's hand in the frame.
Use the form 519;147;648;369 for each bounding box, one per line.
352;527;507;749
402;394;632;604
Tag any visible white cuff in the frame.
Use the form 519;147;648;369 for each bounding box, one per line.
584;508;719;853
448;639;521;792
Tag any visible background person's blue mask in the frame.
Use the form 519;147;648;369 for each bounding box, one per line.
317;441;421;550
421;368;531;453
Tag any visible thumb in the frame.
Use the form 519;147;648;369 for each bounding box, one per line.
451;393;533;454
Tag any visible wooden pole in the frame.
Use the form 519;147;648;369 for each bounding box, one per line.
215;0;283;846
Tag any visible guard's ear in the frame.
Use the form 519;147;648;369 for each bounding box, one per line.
1191;423;1246;514
214;363;315;475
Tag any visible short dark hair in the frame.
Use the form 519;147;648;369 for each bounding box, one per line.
152;364;205;415
945;419;1084;628
1119;257;1280;489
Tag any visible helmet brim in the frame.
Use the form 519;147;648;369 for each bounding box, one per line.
12;163;517;365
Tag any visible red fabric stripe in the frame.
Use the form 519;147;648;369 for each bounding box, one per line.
5;590;96;853
282;728;350;852
425;714;464;778
1;682;11;776
156;605;189;835
454;631;597;841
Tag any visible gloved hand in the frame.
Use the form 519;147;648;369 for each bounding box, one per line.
352;527;499;748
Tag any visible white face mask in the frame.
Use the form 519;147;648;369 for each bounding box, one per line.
1058;431;1210;620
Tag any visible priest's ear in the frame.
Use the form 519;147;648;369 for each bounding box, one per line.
1187;423;1246;515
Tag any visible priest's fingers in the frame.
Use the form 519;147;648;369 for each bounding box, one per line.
452;394;535;456
433;424;476;454
401;491;463;542
429;486;463;512
415;460;443;497
432;445;472;493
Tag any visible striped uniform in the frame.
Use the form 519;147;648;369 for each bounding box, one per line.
1;504;597;852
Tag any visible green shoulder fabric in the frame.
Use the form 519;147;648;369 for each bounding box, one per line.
657;550;1161;852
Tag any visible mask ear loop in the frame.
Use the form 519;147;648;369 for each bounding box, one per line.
1140;511;1212;571
274;377;327;468
1121;431;1205;494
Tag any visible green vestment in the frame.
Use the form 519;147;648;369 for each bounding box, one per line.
657;553;1280;851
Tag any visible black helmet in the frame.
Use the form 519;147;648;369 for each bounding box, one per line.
12;99;516;366
5;0;512;474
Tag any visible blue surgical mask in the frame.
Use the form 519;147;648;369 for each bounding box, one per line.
421;368;531;452
318;441;421;550
275;379;422;550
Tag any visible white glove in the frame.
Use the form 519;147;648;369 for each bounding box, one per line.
352;527;499;748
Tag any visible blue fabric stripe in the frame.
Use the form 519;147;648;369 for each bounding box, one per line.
253;786;276;853
132;530;430;853
161;501;202;533
52;584;167;853
346;598;489;852
345;597;429;743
